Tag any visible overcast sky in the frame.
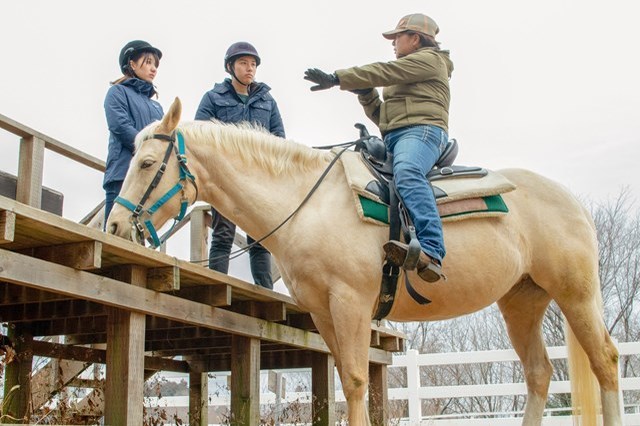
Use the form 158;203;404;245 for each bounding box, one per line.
1;0;639;286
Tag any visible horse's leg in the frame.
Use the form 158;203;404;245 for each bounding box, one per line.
318;290;373;426
497;277;553;425
555;297;621;425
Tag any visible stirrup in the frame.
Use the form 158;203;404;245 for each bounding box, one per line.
402;227;422;270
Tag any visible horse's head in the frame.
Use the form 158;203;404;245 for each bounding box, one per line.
106;97;198;246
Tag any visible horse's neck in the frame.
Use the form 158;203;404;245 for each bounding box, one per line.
188;133;324;241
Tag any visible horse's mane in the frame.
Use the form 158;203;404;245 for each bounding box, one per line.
137;120;331;176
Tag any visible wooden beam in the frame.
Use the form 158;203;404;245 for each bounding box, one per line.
380;336;404;352
29;316;107;337
25;241;102;270
312;352;336;426
233;300;287;321
147;265;180;291
105;264;146;426
17;136;45;208
231;335;260;425
175;284;231;307
0;299;106;322
0;210;16;243
30;340;188;372
287;313;317;331
0;283;70;305
0;249;393;364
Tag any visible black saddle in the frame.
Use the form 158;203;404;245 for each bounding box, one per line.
353;123;485;204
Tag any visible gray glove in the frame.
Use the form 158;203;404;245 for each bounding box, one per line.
304;68;339;91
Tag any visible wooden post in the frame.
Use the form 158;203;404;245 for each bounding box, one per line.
311;352;336;426
368;363;388;426
188;362;209;426
104;265;147;425
16;136;45;208
2;324;33;424
189;206;209;264
230;335;260;425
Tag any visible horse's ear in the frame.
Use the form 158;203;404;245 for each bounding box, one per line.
158;97;182;134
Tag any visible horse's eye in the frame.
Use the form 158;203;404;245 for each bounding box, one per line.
141;159;155;169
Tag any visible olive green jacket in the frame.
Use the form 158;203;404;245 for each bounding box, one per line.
335;47;453;135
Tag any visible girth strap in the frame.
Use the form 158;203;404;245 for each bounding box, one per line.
373;181;431;321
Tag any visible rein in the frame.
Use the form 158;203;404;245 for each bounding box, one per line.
203;142;356;265
115;131;198;248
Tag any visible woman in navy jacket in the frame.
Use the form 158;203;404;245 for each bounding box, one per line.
195;41;285;289
103;40;164;225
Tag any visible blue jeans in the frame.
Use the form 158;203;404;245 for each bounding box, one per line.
209;208;273;289
104;180;123;228
385;125;447;262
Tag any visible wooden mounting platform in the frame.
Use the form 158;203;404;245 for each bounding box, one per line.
0;194;404;424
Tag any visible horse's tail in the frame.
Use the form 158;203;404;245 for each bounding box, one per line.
565;295;602;425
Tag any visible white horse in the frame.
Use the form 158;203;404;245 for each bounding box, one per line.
107;98;621;425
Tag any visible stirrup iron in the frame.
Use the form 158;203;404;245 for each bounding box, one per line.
402;226;422;270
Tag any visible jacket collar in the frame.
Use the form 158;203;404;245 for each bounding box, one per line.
122;78;156;98
213;78;271;98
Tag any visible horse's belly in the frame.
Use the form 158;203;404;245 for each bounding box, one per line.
384;272;516;322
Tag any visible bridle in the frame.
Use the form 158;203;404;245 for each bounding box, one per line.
114;130;198;248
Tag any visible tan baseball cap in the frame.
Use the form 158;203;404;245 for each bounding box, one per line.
382;13;439;39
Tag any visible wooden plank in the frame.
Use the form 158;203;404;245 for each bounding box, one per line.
312;352;336;426
16;136;45;208
0;210;16;243
231;335;260;425
25;240;102;270
147;265;180;291
105;264;146;426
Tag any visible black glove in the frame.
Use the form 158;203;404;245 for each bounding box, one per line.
349;88;374;96
304;68;339;91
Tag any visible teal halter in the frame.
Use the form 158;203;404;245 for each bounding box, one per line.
115;131;198;248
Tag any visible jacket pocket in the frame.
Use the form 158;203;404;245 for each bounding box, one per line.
250;101;272;126
213;97;242;122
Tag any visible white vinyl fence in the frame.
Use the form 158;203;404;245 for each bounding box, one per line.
390;342;640;425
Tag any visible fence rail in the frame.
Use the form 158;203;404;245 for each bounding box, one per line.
389;342;640;425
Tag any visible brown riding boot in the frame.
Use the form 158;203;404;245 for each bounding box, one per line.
383;240;443;283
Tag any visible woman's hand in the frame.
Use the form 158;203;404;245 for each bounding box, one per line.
304;68;339;91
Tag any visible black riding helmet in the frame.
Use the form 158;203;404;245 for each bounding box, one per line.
224;41;261;77
119;40;162;74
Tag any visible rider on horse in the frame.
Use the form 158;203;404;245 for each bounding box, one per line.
304;13;453;282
